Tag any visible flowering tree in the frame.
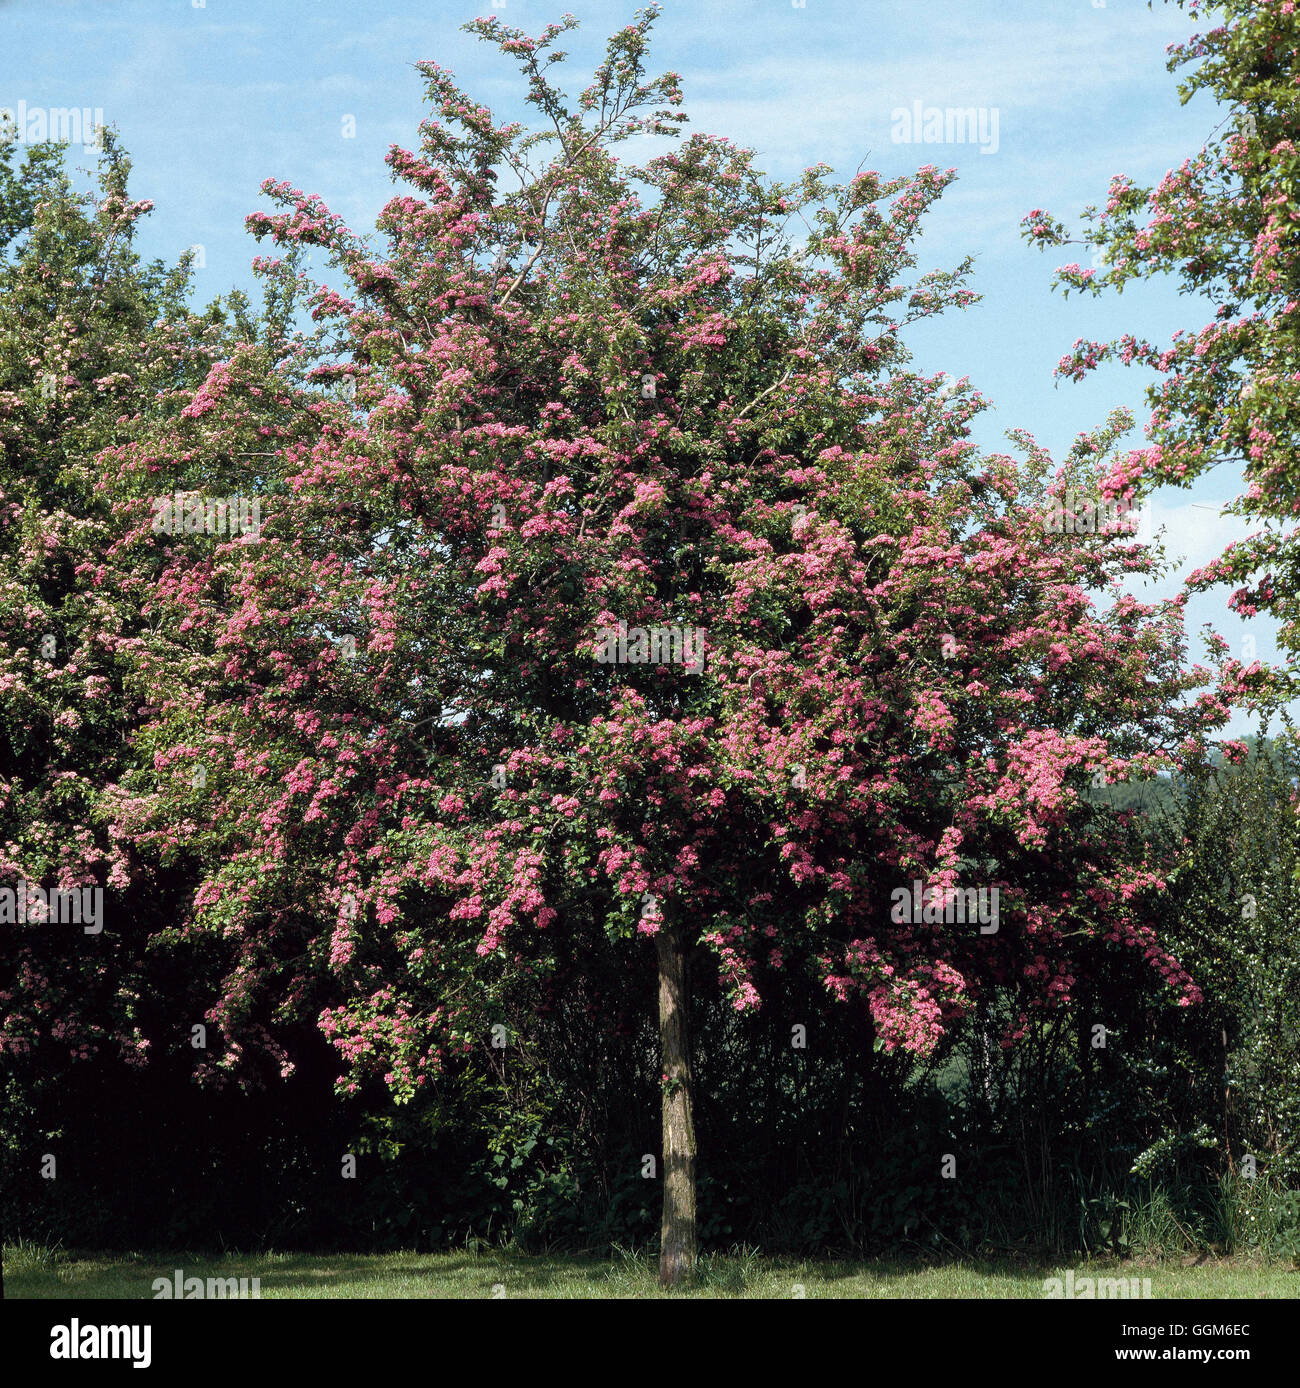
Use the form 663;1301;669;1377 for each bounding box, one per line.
1023;0;1299;687
0;128;240;1241
0;124;321;1262
118;8;1234;1282
0;128;232;1058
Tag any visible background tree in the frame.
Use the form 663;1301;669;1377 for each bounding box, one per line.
0;124;315;1252
0;127;210;1177
1165;733;1300;1186
1022;0;1299;690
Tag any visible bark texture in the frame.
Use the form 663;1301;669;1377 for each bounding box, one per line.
656;922;696;1286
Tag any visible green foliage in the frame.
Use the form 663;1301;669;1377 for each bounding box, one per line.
1163;733;1300;1182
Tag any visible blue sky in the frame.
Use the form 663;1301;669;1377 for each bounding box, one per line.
2;0;1281;735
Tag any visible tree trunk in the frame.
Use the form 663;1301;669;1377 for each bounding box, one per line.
656;921;697;1286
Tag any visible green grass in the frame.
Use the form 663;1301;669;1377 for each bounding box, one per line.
5;1243;1297;1298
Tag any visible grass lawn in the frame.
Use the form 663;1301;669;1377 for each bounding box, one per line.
5;1244;1297;1298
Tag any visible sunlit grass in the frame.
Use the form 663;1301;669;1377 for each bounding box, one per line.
6;1243;1296;1298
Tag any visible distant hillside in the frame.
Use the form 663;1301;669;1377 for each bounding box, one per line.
1086;735;1294;819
